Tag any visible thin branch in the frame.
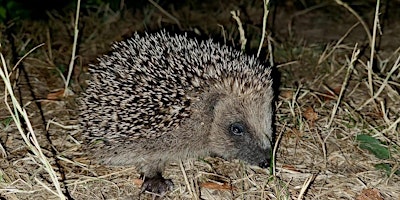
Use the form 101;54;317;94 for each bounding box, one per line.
64;0;81;96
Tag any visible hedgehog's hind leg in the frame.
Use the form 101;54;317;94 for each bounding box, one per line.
140;172;174;195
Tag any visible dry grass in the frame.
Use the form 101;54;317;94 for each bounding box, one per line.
1;0;399;199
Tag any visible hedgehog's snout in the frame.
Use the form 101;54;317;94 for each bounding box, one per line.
258;159;270;168
256;148;271;168
237;144;271;169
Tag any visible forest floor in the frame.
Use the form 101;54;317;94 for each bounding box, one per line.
0;0;399;199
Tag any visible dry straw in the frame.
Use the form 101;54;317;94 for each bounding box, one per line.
0;47;66;199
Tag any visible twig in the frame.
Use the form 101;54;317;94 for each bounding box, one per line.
257;0;270;57
272;121;286;177
327;44;359;127
358;53;400;110
297;174;315;200
318;22;360;64
46;119;80;130
180;161;197;199
367;0;381;97
148;0;182;29
267;35;274;68
334;0;373;45
231;10;247;51
64;0;81;96
12;43;45;73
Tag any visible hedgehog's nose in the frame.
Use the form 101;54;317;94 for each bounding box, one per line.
258;160;270;168
258;151;271;168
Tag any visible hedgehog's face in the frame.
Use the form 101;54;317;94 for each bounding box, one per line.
207;93;273;168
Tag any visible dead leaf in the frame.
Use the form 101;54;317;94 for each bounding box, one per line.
323;86;341;101
47;88;75;100
132;178;144;186
47;89;65;100
356;188;383;200
280;90;293;100
282;164;300;172
303;107;318;122
201;182;235;191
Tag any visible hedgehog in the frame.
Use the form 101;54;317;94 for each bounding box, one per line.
79;31;274;194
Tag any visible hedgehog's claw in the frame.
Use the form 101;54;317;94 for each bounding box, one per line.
141;173;174;195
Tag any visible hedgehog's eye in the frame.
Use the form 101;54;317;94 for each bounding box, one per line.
229;122;245;136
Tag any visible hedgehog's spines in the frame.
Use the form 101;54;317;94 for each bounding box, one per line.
80;31;274;194
80;30;272;143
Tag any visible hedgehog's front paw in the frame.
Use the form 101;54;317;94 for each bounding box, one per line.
141;173;174;195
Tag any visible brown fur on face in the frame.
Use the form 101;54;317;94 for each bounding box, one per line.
207;88;273;167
